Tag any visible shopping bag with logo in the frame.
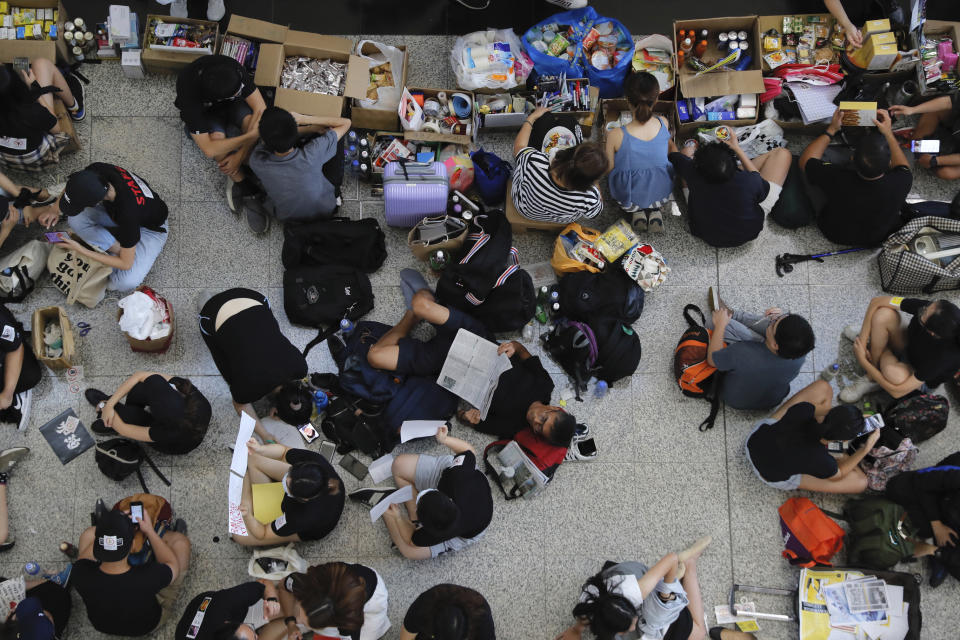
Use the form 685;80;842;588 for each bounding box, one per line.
46;235;112;308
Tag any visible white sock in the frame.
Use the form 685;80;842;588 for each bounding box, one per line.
68;98;78;111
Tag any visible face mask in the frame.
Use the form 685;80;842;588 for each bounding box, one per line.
281;472;294;498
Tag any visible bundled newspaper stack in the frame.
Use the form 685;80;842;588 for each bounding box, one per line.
799;568;909;640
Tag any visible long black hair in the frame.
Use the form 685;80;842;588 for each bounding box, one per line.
571;571;637;640
413;584;492;640
776;403;862;449
922;300;960;346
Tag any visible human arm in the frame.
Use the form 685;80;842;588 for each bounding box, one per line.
553;619;588;640
400;627;418;640
497;340;531;361
382;504;433;560
260;578;283;619
706;309;730;368
720;128;759;173
889;96;952;118
604;128;621;175
0;206;17;251
276;578;304;640
243;89;267;132
53;232;135;270
824;0;863;47
290;111;352;140
513;106;549;156
873;109;908;169
852;335;923;398
799;108;842;170
134;508;181;581
833;428;882;478
234;401;279;443
190;128;261;160
99;371;164;426
435;423;474;455
0;346;22;410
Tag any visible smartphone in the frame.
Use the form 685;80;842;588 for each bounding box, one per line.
910;139;940;154
338;453;368;481
575;437;597;457
129;501;143;525
827;441;845;454
297;423;319;444
319;440;336;462
44;232;69;243
12;57;28;74
856;414;885;438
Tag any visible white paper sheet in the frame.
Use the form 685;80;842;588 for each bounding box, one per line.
400;420;446;443
0;576;25;610
229;412;257;476
437;329;512;420
369;485;413;523
228;473;248;536
368;454;395;484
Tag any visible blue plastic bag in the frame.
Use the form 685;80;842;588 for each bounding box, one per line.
521;6;635;99
470;148;512;205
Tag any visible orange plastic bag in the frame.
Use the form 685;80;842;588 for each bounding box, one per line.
551;223;603;275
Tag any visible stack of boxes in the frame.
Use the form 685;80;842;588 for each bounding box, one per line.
0;4;57;40
848;18;899;71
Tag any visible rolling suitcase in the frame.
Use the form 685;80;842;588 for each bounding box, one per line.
383;161;448;227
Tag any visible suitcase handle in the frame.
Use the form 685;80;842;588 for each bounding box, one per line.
729;583;797;622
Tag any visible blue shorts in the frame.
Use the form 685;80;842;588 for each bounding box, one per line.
395;306;489;376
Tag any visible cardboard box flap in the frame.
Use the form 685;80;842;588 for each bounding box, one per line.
679;69;765;98
343;54;368;100
284;30;352;54
0;40;55;63
255;42;284;87
226;15;287;43
275;87;344;118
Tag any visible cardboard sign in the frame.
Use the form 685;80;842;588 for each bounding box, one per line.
39;408;93;464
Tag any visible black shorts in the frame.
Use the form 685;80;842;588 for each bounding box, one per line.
931;124;959;156
185;99;254;138
662;607;694;640
396;306;489;376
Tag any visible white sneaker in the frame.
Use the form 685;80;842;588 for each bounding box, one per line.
14;390;31;431
839;376;881;403
842;323;861;342
207;0;226;21
544;0;588;7
170;0;188;18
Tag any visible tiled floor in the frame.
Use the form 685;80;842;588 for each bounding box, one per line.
1;35;959;640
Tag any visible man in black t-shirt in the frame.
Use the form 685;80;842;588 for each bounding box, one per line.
53;163;169;292
0;303;40;430
176;580;282;640
175;55;267;216
72;508;192;636
800;108;912;247
891;94;960;181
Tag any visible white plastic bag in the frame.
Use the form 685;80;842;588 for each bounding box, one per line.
633;34;675;92
118;290;170;340
247;543;308;580
398;87;424;132
451;28;530;90
354;40;405;111
697;119;787;159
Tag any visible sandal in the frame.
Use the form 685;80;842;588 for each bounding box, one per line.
647;209;664;233
631;210;648;233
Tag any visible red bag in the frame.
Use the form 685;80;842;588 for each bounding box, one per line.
772;62;844;85
483;427;567;500
779;497;845;567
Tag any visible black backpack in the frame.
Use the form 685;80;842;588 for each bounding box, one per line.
541;319;597;400
882;393;949;443
94;438;171;493
281;217;387;272
590;317;642;384
321;394;389;457
557;270;644;324
283;265;375;355
436;211;512;305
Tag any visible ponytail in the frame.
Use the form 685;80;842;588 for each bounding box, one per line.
572;571;637;640
622;71;660;125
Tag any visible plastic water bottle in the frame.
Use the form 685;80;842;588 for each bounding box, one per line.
522;321;535;342
313;389;329;413
821;363;840;382
339;318;355;338
347;130;358;145
593;380;609;399
24;562;42;576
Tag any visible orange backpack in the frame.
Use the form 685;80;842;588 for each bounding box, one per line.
673;304;724;430
779;497;845;567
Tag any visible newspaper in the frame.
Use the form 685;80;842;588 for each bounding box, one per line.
488;440;550;499
437;329;512;420
799;568;908;640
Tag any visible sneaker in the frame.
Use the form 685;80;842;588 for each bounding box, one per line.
207;0;226;21
0;540;14;553
13;390;31;431
563;438;598;462
348;487;395;507
244;195;271;234
64;71;85;121
84;388;109;409
90;419;113;435
839;375;882;403
929;554;949;588
170;0;188;18
842;323;861;342
44;563;72;588
544;0;587;7
225;178;245;216
172;518;188;535
0;447;28;474
574;423;590;439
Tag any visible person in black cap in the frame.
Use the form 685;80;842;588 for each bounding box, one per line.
0;581;72;640
82;371;212;455
71;508;191;636
54;162;169;292
175;579;283;640
174;54;267;217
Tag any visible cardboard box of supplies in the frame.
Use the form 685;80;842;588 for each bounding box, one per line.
401;86;478;146
0;0;70;65
117;287;175;354
756;14;835;71
673;16;764;98
257;32;367;118
351;41;408;131
32;306;74;370
141;14;219;74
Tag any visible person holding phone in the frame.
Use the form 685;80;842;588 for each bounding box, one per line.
890;96;960;180
71;508;191;636
54;163;170;292
82;372;212;455
744;379;877;493
175;579;283;640
232;442;344;547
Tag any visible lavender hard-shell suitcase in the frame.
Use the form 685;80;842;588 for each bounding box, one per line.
383;161;449;227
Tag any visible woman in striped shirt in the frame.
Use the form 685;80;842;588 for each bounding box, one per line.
511;107;607;224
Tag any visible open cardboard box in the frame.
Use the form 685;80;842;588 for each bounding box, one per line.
402;86;478;146
598;98;675;141
117;287;175;353
351;41;408;131
257;32;366;118
31;306;75;370
756;14;836;71
917;19;960;96
141;14;219;74
0;0;70;64
218;14;287;74
674;16;764;99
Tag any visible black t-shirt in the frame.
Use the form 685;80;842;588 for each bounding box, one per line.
139;376;209;455
476;355;553;439
72;560;173;636
175;55;256;135
0;304;25;356
175;582;264;640
211;301;308;403
900;298;960;387
805;159;911;246
271;448;345;541
669;152;769;248
746;403;839;482
0;65;57;155
85;162;169;248
839;0;885;28
403;584;495;640
411;451;493;547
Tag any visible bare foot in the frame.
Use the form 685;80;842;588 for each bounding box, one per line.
678;535;712;564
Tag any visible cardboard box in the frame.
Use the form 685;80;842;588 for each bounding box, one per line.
401;86;478;146
474;92;529;131
674;16;764;99
117;287;175;353
351;41;408;131
863;19;891;37
839;101;877;126
31;306;74;370
756;14;835;71
917;20;960;95
141;14;218;74
217;14;286;78
257;32;366;118
0;0;68;64
53;98;79;154
849;32;898;70
598;98;675;141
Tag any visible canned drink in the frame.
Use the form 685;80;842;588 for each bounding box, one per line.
739;41;749;51
71;46;84;61
718;32;728;43
727;30;738;41
73;17;85;31
461;210;474;223
737;30;748;41
63;21;74;32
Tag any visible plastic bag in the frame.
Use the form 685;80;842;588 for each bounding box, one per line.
632;34;675;92
354;40;405;111
118;289;171;340
451;29;531;90
551;223;603;275
622;243;669;291
398;87;424;132
697;119;787;159
247;543;308;580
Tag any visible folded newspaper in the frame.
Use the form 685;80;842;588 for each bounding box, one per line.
487;440;550;499
437;329;512;420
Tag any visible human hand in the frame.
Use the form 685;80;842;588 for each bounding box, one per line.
435;424;449;444
866;427;882;448
383;503;401;522
827;108;843;135
933;520;958;547
719;127;738;149
888;104;915;118
100;404;117;429
285;620;303;640
264;600;281;619
917;154;933;168
54;236;81;253
852;335;869;364
764;307;784;318
0;390;12;410
711;308;732;328
131;505;153;531
217;151;244;178
1;206;17;234
18;68;36;86
238;502;251;518
845;25;863;48
246;438;265;457
497;341;519;358
460;408;481;425
527;106;549;124
37;208;59;229
872;109;893;135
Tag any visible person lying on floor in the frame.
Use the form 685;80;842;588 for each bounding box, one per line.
840;296;960;403
350;425;493;560
745;379;877;494
232;440;344;547
175;578;283;640
83;372;211;455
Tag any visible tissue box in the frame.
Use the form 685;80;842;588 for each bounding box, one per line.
116;286;175;353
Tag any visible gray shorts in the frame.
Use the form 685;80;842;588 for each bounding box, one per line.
414;454;455;491
745;418;803;491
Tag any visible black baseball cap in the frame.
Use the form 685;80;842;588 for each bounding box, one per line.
15;597;55;640
94;509;134;562
59;169;108;216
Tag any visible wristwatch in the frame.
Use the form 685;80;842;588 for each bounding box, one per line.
824;130;836;140
284;616;298;626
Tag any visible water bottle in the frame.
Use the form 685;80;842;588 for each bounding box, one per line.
24;562;42;576
346;130;358;146
350;159;360;175
593;380;609;399
821;363;840;382
339;318;355;338
313;389;329;413
522;321;535;342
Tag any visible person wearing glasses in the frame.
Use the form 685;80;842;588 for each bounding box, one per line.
705;287;815;411
231;441;344;547
840;296;960;402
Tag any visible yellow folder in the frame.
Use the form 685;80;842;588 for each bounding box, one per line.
252;482;285;524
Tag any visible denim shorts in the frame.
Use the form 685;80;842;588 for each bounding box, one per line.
745;418;803;491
